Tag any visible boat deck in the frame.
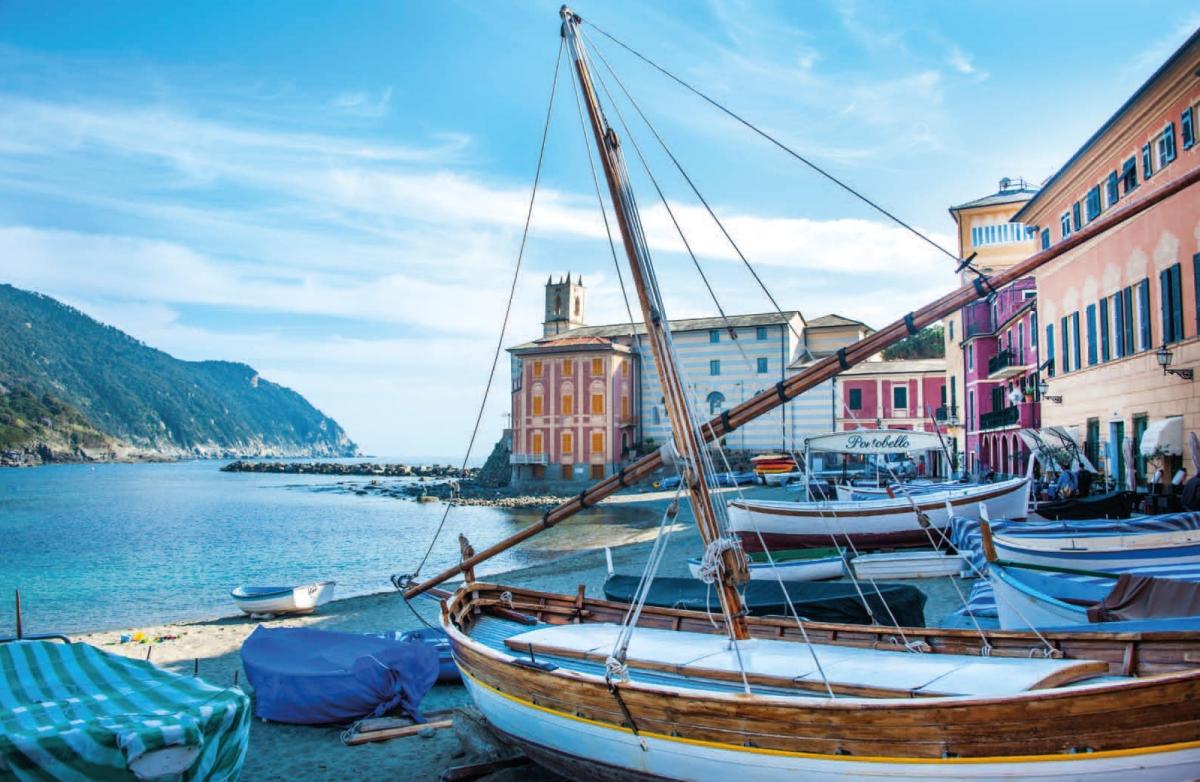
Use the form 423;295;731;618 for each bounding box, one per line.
469;616;1114;698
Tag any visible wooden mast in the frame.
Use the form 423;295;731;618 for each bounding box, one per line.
558;5;750;639
404;62;1200;604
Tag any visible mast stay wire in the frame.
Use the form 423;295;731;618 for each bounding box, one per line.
567;60;645;356
584;30;807;348
582;19;978;277
591;60;890;669
585;39;944;648
404;38;567;584
588;59;745;352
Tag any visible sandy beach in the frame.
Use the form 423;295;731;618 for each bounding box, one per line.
70;488;968;782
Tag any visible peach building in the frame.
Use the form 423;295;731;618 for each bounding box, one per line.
1012;28;1200;488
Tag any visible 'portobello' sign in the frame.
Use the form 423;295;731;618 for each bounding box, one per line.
805;429;943;454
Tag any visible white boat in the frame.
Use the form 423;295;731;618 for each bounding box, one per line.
992;517;1200;571
728;477;1030;551
851;549;965;580
762;470;802;486
989;561;1200;630
688;548;846;582
230;580;335;617
834;480;966;502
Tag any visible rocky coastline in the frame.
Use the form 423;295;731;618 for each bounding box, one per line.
220;460;476;479
313;476;579;509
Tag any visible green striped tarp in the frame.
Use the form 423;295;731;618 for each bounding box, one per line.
0;641;249;781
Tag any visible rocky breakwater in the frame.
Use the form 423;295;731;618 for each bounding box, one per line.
220;460;477;479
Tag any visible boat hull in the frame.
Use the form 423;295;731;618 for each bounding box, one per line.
850;550;965;580
729;478;1029;551
993;529;1200;571
464;671;1200;781
231;581;335;616
989;567;1089;630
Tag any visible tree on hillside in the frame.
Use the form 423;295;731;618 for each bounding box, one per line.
882;325;945;360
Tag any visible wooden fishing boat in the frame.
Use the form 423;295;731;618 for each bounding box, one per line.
727;476;1029;551
834;480;967;502
444;583;1200;780
688;547;846;582
400;8;1200;779
230;580;335;617
991;514;1200;571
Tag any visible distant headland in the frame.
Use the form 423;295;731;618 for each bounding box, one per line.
0;284;358;466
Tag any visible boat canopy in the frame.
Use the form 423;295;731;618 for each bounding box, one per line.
1140;416;1184;457
1018;426;1097;472
804;429;942;454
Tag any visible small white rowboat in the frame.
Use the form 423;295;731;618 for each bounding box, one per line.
850;549;965;580
231;580;336;617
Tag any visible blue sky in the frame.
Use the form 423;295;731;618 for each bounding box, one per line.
2;1;1197;458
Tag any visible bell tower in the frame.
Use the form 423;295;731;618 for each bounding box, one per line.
543;273;585;336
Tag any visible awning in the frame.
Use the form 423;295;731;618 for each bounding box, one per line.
805;429;943;454
1139;416;1184;457
1018;426;1097;472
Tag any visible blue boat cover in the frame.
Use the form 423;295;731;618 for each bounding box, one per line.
240;626;439;725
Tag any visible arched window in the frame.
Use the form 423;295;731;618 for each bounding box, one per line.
555;294;562;315
706;391;726;414
574;297;580;316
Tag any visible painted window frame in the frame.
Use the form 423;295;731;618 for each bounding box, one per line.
1060;212;1071;239
709;359;720;376
1161;262;1184;344
1137;279;1152;351
1106;171;1119;206
755;357;769;374
1156;122;1177;168
848;387;863;411
755;326;768;340
1183;106;1196;150
1071;312;1082;372
1085;185;1102;222
1040;227;1050;250
709;329;720;344
1121;156;1138;194
1142;143;1154;180
1045;323;1055;377
892;384;908;412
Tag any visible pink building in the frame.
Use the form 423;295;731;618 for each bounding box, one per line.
508;336;638;486
1012;30;1199;490
836;358;949;474
961;277;1040;477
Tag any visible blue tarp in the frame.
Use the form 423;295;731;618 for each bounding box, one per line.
240;626;440;725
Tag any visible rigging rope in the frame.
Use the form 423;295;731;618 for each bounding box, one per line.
407;38;566;582
582;20;964;268
585;32;806;347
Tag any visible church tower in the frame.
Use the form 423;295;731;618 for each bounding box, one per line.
543;273;585;336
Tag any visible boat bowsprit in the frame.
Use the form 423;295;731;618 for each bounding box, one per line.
230;580;335;617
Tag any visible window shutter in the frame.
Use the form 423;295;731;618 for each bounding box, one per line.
1138;279;1151;351
1171;263;1184;342
1112;294;1124;359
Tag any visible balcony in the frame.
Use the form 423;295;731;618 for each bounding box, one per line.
987;349;1029;380
978;401;1037;432
934;405;959;424
510;453;549;465
963;305;994;338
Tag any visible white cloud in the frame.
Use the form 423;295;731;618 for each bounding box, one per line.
330;87;393;118
947;46;975;75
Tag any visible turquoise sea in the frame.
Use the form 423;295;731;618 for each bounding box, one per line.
0;460;657;635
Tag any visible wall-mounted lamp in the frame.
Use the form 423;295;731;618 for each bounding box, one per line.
1037;380;1063;404
1156;343;1194;381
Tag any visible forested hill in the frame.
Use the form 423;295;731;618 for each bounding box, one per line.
0;284;357;462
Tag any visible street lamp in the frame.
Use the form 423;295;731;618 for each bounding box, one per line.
1037;380;1063;404
1156;343;1194;381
